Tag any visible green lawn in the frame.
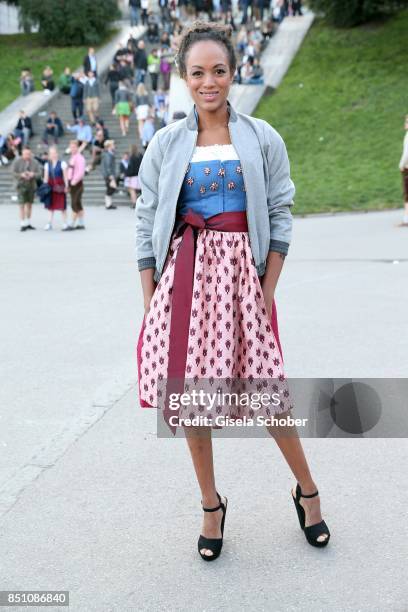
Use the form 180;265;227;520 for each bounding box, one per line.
0;32;116;112
254;10;407;214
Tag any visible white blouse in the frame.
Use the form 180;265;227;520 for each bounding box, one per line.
191;144;240;163
45;160;67;172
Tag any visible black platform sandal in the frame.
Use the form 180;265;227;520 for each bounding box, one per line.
198;492;228;562
291;483;330;548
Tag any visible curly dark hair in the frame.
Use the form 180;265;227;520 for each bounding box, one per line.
175;20;237;80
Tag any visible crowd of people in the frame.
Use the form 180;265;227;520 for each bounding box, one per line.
4;0;306;231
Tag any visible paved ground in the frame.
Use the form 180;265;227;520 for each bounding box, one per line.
1;204;407;611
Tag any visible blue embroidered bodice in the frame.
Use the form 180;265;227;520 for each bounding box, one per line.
177;158;247;219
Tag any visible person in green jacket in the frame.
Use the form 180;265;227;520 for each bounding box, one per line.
147;48;160;92
58;67;72;94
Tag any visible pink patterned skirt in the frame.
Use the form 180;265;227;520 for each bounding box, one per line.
137;225;292;422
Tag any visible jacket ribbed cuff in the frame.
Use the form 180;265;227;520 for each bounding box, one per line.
269;239;289;256
138;257;156;271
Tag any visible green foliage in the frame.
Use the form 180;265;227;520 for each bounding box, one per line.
0;30;118;111
308;0;408;26
13;0;120;46
254;10;408;214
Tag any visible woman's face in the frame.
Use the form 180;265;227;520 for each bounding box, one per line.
184;40;234;112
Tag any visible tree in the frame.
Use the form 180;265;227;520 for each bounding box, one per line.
9;0;120;46
308;0;408;27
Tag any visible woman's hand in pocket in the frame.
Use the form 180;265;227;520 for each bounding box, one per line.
261;286;274;320
144;295;153;316
141;269;157;317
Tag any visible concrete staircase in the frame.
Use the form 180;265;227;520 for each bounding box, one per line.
0;35;160;207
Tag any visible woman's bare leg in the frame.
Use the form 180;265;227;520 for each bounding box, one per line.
184;426;226;557
268;417;329;543
128;187;137;207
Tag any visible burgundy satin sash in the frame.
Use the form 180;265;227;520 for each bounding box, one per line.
162;209;249;433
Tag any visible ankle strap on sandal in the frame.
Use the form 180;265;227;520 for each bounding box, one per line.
297;483;319;499
202;491;222;512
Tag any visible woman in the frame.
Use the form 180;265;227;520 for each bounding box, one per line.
114;81;133;136
134;82;151;140
43;145;69;231
135;21;331;562
125;144;143;208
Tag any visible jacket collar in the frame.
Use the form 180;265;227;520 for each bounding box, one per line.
186;99;238;131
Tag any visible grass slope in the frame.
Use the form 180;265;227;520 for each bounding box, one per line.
0;31;116;112
254;10;407;214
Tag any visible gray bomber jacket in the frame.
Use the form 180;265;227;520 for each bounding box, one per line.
135;99;295;282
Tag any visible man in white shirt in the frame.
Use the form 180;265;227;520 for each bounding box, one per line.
398;114;408;227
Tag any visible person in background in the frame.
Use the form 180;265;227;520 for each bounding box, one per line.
119;151;130;190
291;0;303;16
0;133;10;166
5;133;20;161
83;71;100;125
101;140;118;210
43;145;70;231
66;117;93;154
134;82;151;140
154;88;169;128
14;110;33;147
141;114;155;149
34;146;49;169
41;66;55;94
159;46;173;91
42;111;64;145
114;41;128;64
96;119;109;140
241;56;264;84
140;0;149;25
114;81;133;136
146;10;160;43
398;114;408;227
129;0;141;26
86;128;107;173
67;140;86;230
83;47;98;76
12;146;41;232
158;0;170;27
124;144;143;208
105;63;121;107
70;72;84;120
147;48;160;91
118;58;133;87
58;67;72;94
134;39;148;85
20;69;34;96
